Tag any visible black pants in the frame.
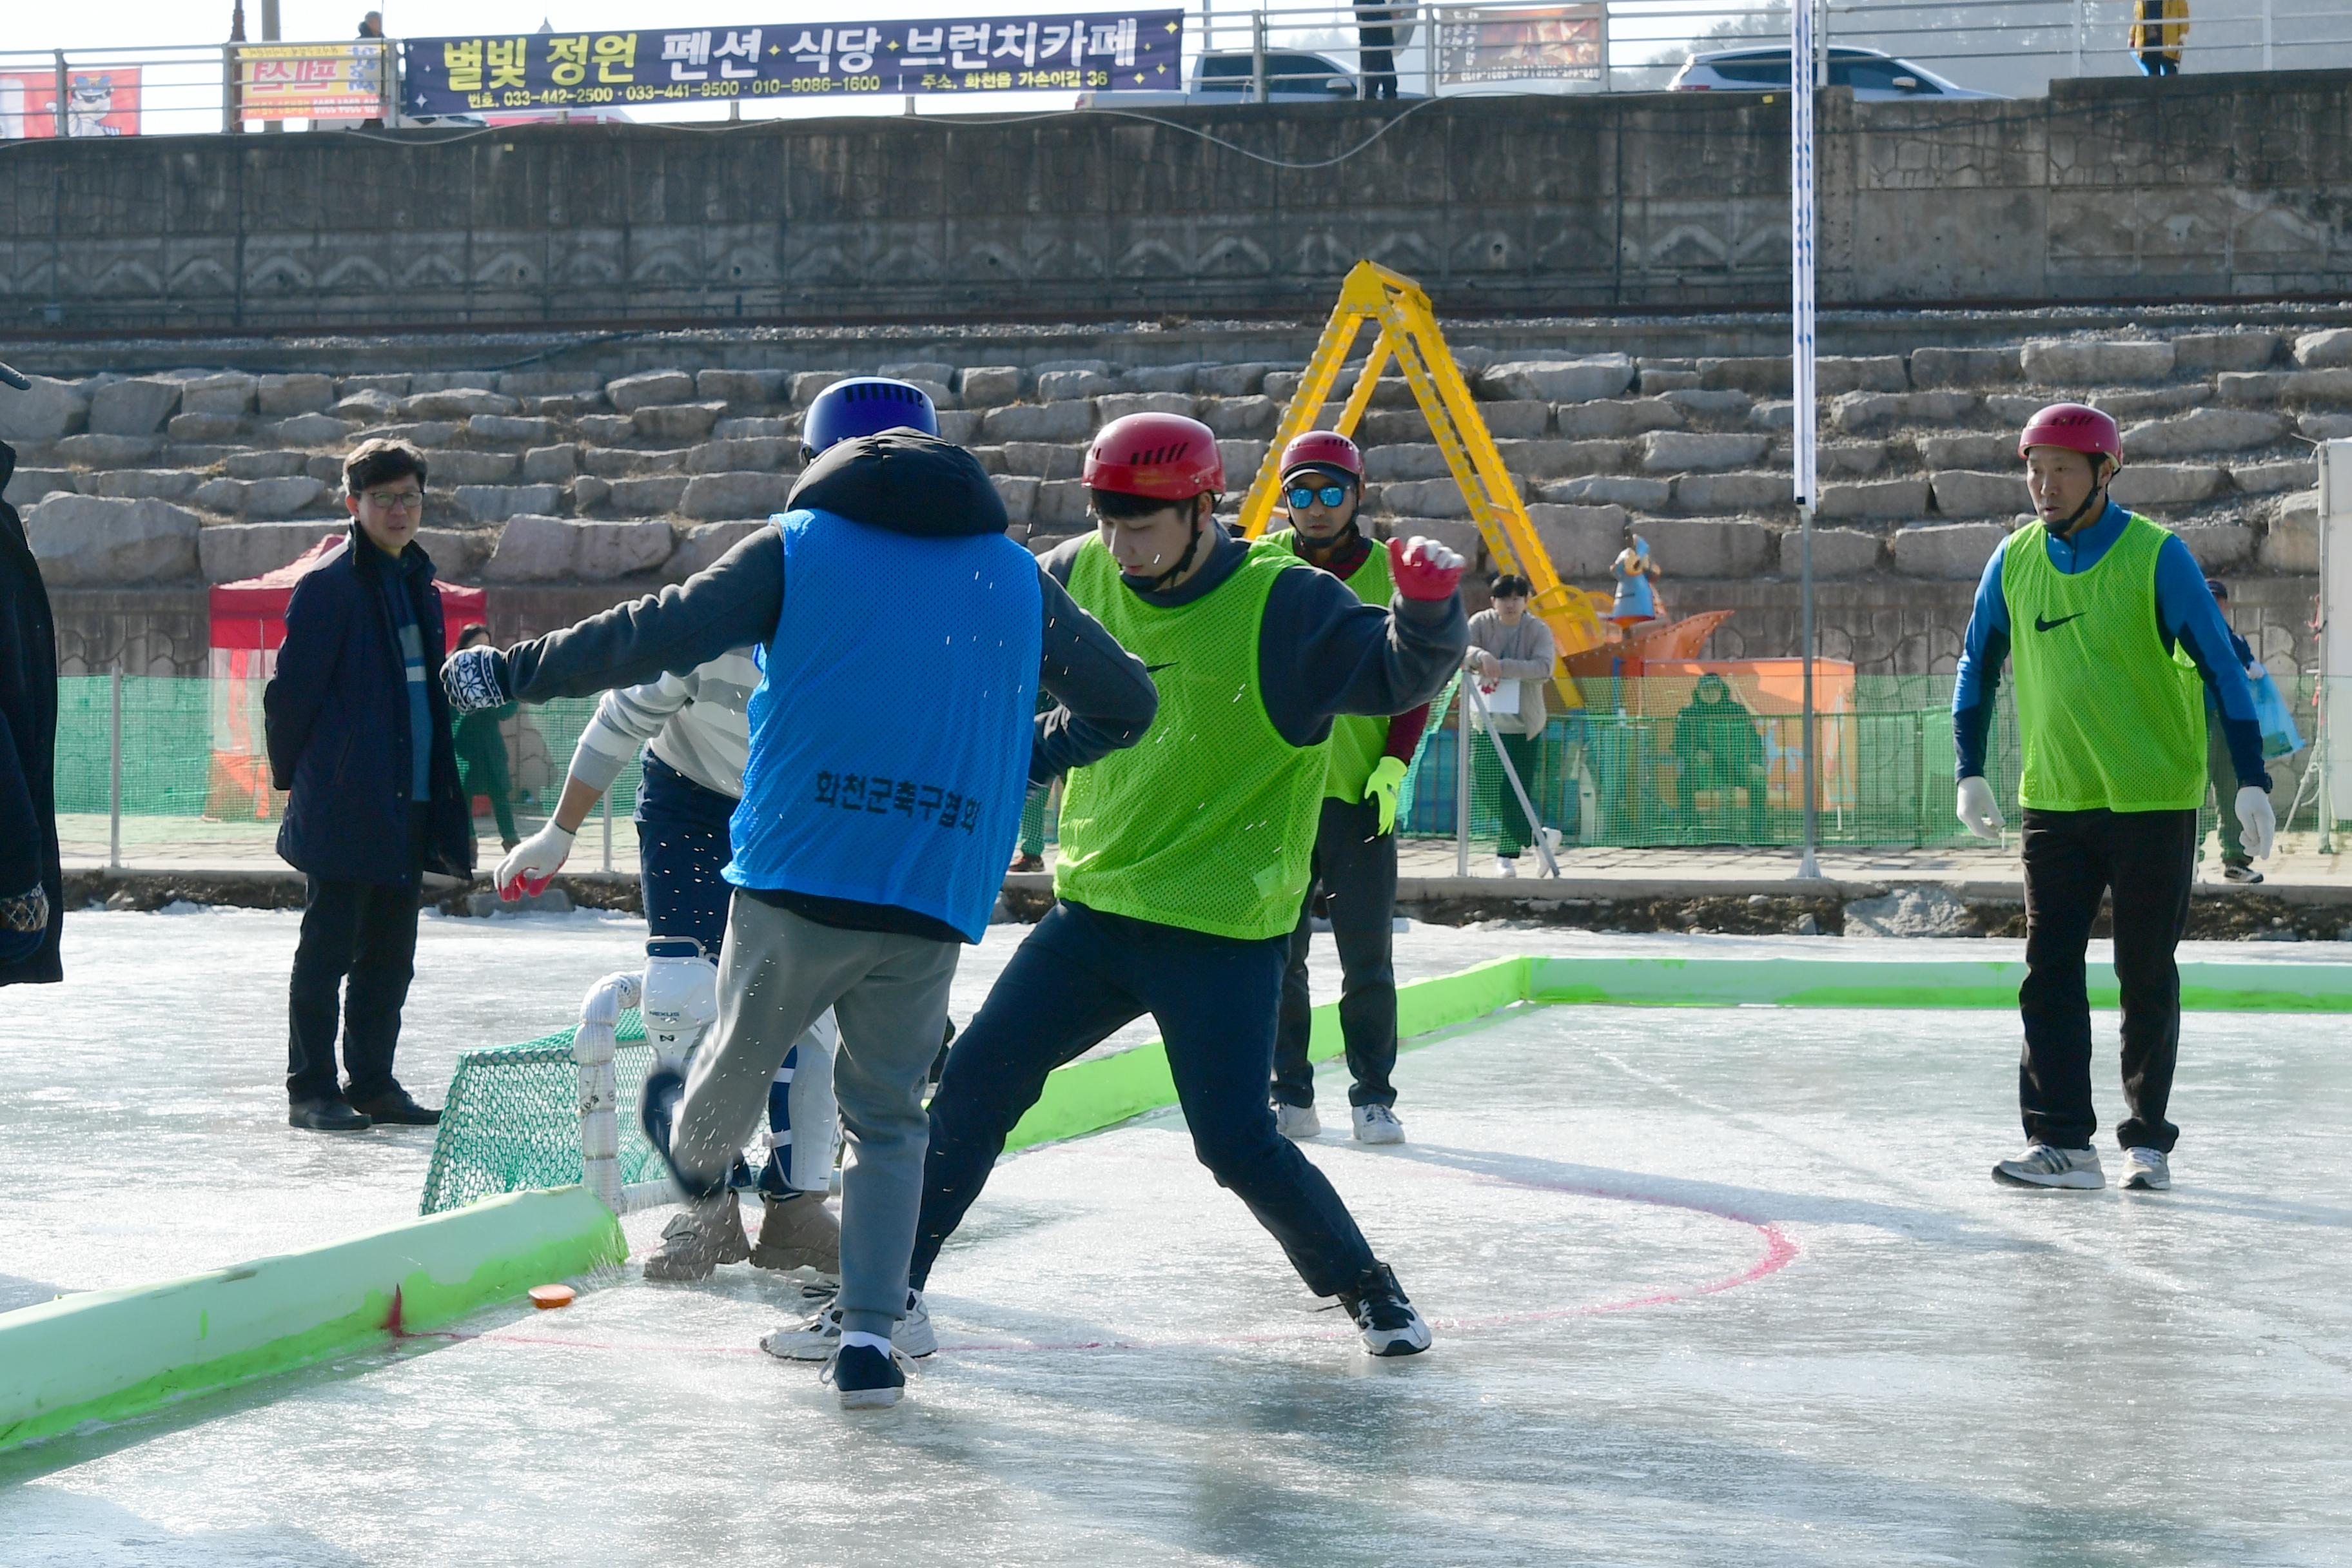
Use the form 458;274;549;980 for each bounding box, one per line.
912;900;1382;1298
1358;25;1397;99
287;807;426;1102
2017;807;2195;1153
1273;795;1399;1110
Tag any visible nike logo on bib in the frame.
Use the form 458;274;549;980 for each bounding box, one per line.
2034;612;2086;634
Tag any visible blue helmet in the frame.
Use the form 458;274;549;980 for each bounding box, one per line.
801;377;939;460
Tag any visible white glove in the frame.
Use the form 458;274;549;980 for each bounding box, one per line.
496;820;575;901
2235;785;2276;862
1956;776;2004;841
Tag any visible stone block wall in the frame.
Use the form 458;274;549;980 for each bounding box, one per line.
16;317;2332;679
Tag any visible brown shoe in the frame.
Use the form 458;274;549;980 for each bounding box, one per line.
1007;852;1044;874
642;1192;750;1281
750;1191;841;1276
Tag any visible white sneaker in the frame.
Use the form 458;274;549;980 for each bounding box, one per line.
2122;1146;2171;1191
1494;856;1518;878
762;1287;936;1360
1273;1102;1322;1140
1351;1104;1406;1145
1992;1143;2105;1190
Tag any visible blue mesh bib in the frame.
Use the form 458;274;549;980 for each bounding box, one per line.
727;509;1041;941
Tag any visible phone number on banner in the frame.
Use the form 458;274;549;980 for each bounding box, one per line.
401;12;1182;115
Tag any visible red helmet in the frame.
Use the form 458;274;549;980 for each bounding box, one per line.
1279;429;1363;480
1084;412;1224;500
2018;403;2122;465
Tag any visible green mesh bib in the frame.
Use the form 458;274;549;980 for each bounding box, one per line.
2003;513;2206;812
1264;529;1394;801
1056;538;1326;939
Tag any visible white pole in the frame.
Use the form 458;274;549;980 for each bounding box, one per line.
1793;0;1820;883
1456;678;1471;876
602;787;614;873
109;669;123;870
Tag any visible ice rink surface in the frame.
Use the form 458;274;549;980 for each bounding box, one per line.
5;910;2351;1565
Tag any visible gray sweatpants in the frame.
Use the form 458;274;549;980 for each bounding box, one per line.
674;893;960;1340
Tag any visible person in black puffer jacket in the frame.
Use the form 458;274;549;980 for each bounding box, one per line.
0;359;63;990
264;438;473;1132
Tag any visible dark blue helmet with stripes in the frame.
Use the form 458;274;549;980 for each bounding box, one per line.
801;377;939;462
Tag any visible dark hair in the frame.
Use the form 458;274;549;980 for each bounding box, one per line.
457;622;491;648
1491;573;1531;598
344;438;428;495
1088;487;1204;523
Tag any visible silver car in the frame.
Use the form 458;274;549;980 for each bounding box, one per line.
1669;45;2000;101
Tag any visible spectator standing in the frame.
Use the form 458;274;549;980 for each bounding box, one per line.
357;10;383;37
449;623;520;852
1;359;62;990
1355;3;1403;99
1466;572;1556;876
265;439;472;1132
1671;673;1769;841
2197;578;2265;884
2132;0;2187;76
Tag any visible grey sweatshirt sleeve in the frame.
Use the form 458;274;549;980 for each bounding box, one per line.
1258;564;1469;749
504;531;783;702
1031;564;1157;781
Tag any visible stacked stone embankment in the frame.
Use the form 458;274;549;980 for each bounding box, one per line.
3;327;2331;620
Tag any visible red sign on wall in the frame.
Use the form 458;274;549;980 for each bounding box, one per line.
0;67;143;139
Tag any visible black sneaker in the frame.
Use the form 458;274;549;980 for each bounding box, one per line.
1336;1262;1432;1357
348;1085;440;1126
289;1096;372;1132
823;1341;912;1409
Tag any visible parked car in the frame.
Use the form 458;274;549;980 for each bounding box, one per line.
1079;48;1408;107
1669;45;1999;101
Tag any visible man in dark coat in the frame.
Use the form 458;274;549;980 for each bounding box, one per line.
0;359;63;990
264;439;473;1131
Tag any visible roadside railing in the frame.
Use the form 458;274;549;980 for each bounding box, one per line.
3;1;2346;143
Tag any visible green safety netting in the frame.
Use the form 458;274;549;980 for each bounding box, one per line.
419;1008;669;1215
54;676;641;826
55;671;2324;855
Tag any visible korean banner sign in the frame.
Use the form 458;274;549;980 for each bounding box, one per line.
238;43;389;122
402;11;1183;116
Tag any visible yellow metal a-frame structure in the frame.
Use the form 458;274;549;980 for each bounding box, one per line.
1237;260;1607;665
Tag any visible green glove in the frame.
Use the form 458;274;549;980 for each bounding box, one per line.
1362;755;1409;836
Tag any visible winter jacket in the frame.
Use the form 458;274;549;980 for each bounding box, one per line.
0;435;62;986
264;527;474;886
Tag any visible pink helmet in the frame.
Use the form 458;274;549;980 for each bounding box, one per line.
1278;429;1364;480
1084;412;1224;500
2018;403;2122;466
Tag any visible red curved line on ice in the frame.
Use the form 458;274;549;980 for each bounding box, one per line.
409;1170;1798;1358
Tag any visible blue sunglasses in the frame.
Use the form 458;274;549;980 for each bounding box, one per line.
1286;482;1351;510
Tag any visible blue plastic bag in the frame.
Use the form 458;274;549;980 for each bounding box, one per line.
2249;668;2304;758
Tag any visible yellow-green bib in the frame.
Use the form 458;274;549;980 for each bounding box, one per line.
1263;528;1394;801
1055;538;1328;939
2003;513;2206;812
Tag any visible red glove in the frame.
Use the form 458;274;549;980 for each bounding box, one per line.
1389;535;1466;602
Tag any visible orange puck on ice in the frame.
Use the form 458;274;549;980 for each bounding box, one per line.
528;1284;576;1310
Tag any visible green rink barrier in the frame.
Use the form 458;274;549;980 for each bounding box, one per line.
0;1187;624;1455
1002;955;1534;1152
1525;956;2352;1012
